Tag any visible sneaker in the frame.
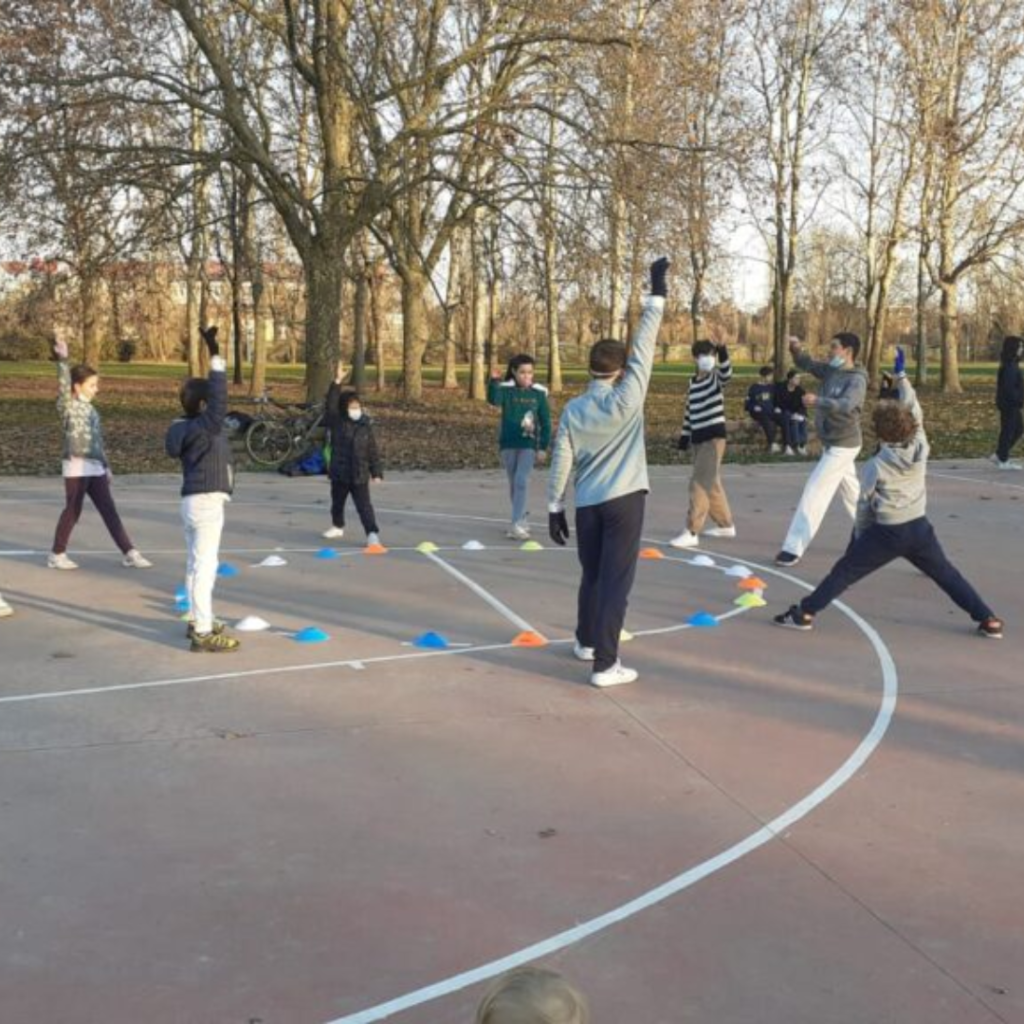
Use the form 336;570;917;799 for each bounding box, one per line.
185;619;225;640
122;549;153;568
0;597;13;618
703;524;737;538
668;529;700;549
770;442;782;453
775;550;801;567
995;460;1022;471
977;617;1003;639
797;446;808;456
366;531;381;547
506;524;530;540
573;640;595;662
590;661;638;687
784;446;795;456
774;605;814;630
988;453;1001;465
322;525;345;539
191;630;241;653
47;552;78;570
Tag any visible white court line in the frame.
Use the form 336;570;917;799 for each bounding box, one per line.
423;551;539;634
930;470;1024;491
321;555;899;1024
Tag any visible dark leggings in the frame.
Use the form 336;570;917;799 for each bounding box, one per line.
996;407;1023;462
329;478;379;534
801;517;993;623
53;475;133;555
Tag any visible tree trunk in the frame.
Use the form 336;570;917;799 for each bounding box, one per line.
544;228;562;394
352;268;367;391
442;231;463;389
400;266;429;401
938;279;962;394
80;271;104;368
468;215;487;400
304;251;347;400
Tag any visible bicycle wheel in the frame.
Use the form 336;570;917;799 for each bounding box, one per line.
245;420;294;466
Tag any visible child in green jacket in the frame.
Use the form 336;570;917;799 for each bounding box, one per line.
487;354;552;539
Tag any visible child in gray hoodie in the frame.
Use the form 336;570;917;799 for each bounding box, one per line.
775;349;1003;639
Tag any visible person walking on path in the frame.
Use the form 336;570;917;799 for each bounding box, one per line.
547;257;669;687
166;326;240;652
49;336;152;571
992;334;1023;470
669;337;736;548
775;349;1003;640
775;332;868;567
488;353;552;539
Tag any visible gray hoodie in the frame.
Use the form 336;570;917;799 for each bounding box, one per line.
855;374;927;532
794;350;868;448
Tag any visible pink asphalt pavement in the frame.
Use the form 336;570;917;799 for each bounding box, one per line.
0;461;1020;1024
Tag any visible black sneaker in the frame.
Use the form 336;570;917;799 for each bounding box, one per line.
185;619;225;640
191;630;240;653
774;605;814;630
977;617;1003;639
775;550;801;567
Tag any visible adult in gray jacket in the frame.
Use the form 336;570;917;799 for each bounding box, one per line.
775;332;868;566
547;257;669;687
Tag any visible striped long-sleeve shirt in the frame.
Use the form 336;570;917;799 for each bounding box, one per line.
681;352;733;444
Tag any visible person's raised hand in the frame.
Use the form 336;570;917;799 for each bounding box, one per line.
201;325;220;358
549;510;570;546
649;257;670;298
52;336;68;361
893;346;906;376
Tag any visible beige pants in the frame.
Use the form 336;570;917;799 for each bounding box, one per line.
688;437;733;532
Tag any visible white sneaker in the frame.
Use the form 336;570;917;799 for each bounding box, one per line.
122;549;153;568
48;552;78;570
703;524;737;539
988;453;1001;465
668;530;700;549
784;446;795;456
770;442;781;453
0;597;13;618
322;526;345;539
797;446;808;456
366;531;381;546
590;661;638;687
573;640;595;661
506;524;529;540
996;460;1022;471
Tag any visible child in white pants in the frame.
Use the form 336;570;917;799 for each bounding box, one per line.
165;327;240;653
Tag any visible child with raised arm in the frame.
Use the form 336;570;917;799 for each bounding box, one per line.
165;327;240;653
774;348;1003;639
669;337;736;548
547;257;669;687
49;336;152;571
488;353;552;539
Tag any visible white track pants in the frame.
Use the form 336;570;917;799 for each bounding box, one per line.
182;493;229;634
781;445;860;558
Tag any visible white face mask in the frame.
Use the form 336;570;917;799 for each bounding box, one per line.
696;355;715;372
348;408;363;421
829;354;846;369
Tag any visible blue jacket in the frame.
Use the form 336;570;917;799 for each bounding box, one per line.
165;358;234;496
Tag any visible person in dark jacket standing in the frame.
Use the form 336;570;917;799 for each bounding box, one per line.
992;334;1023;470
323;374;383;546
774;368;808;455
165;326;239;653
745;365;780;452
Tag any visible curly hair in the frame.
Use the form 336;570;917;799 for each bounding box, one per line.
873;400;917;444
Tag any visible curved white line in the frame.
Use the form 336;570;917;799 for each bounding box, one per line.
321;557;898;1024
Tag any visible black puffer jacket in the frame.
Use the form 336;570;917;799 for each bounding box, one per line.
325;384;382;484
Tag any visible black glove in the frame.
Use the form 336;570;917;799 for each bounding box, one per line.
549;511;570;546
649;257;670;298
677;433;691;452
201;325;220;358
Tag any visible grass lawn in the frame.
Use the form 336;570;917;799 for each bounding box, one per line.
0;358;1004;476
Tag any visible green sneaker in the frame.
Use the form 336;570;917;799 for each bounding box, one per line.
190;630;240;653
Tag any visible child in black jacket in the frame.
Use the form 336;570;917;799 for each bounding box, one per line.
323;375;383;545
744;366;779;452
165;327;239;653
993;334;1023;470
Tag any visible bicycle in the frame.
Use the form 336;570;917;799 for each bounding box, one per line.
243;388;326;467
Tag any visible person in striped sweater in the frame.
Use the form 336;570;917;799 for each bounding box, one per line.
670;339;736;548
